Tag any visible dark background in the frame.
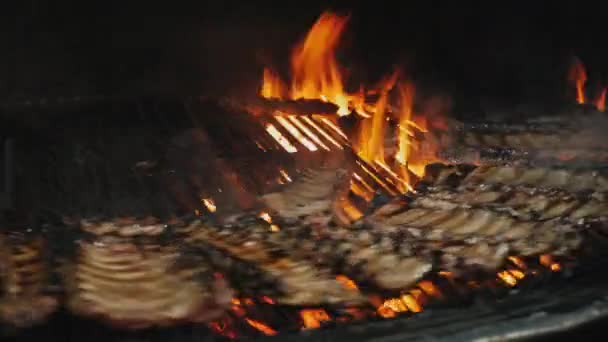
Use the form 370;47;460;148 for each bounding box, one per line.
1;1;608;107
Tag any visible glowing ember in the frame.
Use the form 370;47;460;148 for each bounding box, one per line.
291;12;350;115
202;198;217;213
569;57;587;104
400;293;422;312
508;269;525;280
279;169;293;182
244;318;277;336
508;256;527;269
265;123;298;153
336;275;359;290
300;309;331;329
209;318;237;340
259;212;272;223
382;298;408;313
260;296;275;305
540;254;561;271
376;306;397;318
596;87;606;112
269;224;281;232
497;270;518;287
418;280;442;298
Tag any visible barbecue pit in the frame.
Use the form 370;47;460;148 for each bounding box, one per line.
2;7;608;342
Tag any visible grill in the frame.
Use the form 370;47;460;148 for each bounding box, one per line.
2;94;608;341
3;7;608;341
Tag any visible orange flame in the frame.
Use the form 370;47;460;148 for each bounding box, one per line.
261;67;286;99
260;11;445;194
356;72;398;163
595;87;606;112
291;12;350;115
300;309;331;329
569;58;587;104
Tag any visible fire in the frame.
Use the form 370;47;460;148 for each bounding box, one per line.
244;318;277;336
357;71;398;163
260;67;286;99
569;57;587;104
291;12;350;115
300;309;331;329
260;11;444;194
595;87;606;112
202;198;217;213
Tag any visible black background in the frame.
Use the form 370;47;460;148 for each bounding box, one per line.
1;1;607;107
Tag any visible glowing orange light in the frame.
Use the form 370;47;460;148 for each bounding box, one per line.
260;67;286;99
279;169;292;182
418;280;442;298
540;254;561;272
508;256;527;269
595;87;606;112
336;275;359;290
569;57;587;104
259;212;272;223
291;12;350;115
400;293;422;312
260;296;275;305
497;270;517;287
300;309;331;329
202;198;217;213
245;318;277;336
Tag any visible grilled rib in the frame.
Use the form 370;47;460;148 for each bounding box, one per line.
0;231;57;327
64;218;231;328
261;166;351;222
180;218;366;306
420;163;608;194
270;219;433;291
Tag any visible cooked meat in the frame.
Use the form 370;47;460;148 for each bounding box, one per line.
65;219;230;328
0;231;57;328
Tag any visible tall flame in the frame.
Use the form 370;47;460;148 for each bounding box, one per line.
357;71;400;163
291;12;350;115
595;87;606;112
569;58;587;104
261;68;286;99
